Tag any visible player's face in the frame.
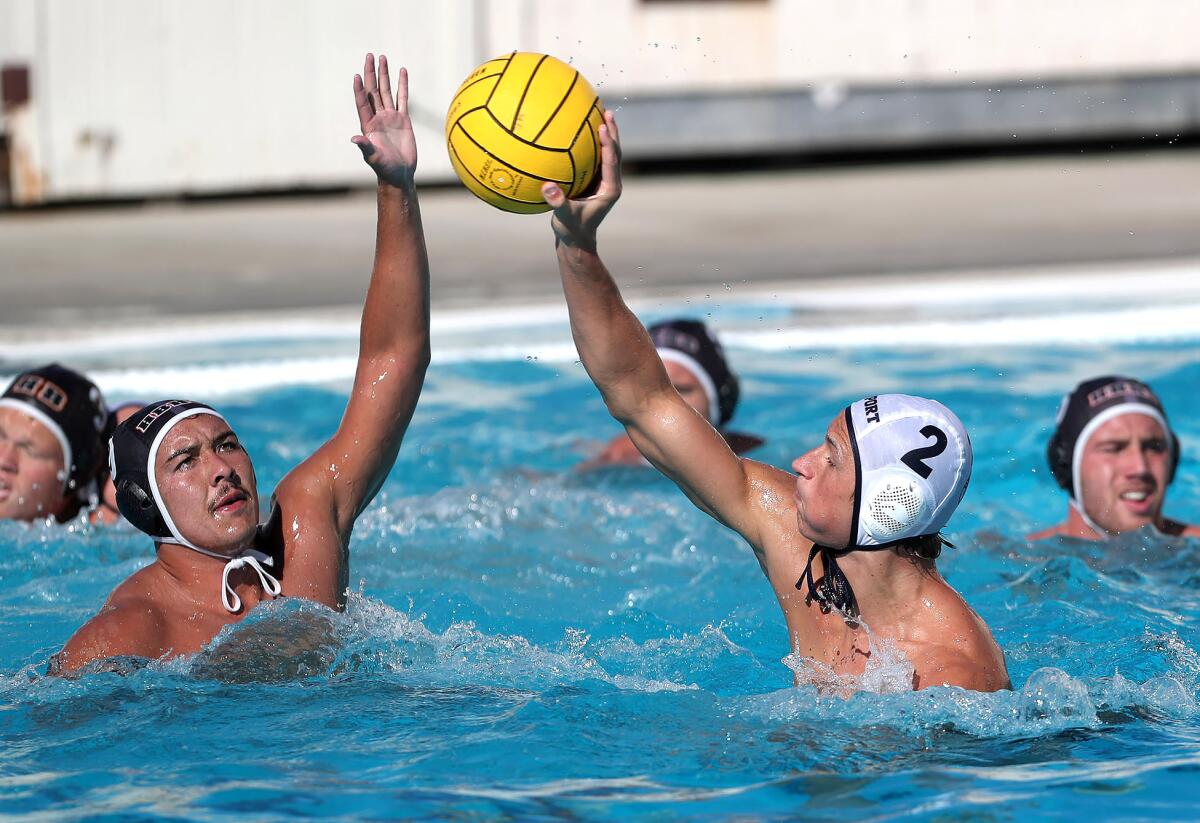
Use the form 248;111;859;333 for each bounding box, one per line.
663;361;712;423
790;414;857;547
1079;413;1172;535
155;415;259;553
0;407;69;521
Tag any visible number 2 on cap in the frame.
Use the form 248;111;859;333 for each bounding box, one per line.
901;425;948;479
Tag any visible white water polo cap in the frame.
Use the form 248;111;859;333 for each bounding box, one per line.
845;394;972;547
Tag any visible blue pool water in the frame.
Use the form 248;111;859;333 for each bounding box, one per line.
2;324;1200;819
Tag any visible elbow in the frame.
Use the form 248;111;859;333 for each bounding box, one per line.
604;384;661;426
415;339;432;374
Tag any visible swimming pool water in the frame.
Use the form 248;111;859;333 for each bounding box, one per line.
2;330;1200;820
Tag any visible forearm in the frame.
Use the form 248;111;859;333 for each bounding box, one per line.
360;182;431;367
555;241;671;421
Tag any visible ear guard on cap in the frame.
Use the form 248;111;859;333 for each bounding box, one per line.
845;394;971;548
108;399;225;544
115;474;170;538
859;470;935;543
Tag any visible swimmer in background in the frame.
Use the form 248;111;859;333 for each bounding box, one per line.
52;54;430;673
540;111;1008;692
1028;375;1198;541
0;364;111;524
93;401;144;524
580;318;763;468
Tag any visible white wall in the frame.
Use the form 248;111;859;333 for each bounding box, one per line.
2;1;479;201
3;0;1200;203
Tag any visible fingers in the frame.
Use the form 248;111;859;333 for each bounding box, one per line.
351;135;376;160
596;123;623;197
364;52;384;113
541;182;567;209
378;54;395;112
395;66;409;115
353;74;374;133
605;109;621;145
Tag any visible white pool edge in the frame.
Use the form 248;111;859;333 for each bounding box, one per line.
3;257;1198;399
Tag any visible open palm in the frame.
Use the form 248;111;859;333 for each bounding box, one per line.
353;53;417;188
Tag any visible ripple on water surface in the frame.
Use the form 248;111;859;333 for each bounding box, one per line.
1;342;1199;819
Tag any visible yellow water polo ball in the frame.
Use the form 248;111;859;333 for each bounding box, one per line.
445;52;604;214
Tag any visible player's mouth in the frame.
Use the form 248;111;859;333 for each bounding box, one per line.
0;478;11;502
1118;488;1155;515
212;489;249;515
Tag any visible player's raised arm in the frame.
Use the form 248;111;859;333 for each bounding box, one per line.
280;53;430;545
541;113;777;548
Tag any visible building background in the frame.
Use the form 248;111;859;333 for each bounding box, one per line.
2;0;1200;205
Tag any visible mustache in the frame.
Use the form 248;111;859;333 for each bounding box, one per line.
208;482;250;513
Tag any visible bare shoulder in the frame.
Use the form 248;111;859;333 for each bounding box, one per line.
1025;523;1065;541
273;451;336;512
52;581;168;675
914;586;1010;692
923;646;1011;692
1165;519;1200;539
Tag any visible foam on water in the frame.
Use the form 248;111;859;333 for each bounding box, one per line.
2;324;1200;818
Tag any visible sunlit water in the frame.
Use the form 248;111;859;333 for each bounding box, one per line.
2;331;1199;819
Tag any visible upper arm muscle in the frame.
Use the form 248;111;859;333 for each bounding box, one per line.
625;390;790;549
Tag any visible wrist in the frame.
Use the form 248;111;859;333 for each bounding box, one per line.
559;238;604;267
555;234;599;258
378;175;416;197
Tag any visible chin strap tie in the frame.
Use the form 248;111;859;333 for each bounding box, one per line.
798;544;859;623
797;536;954;626
218;550;282;613
182;545;281;613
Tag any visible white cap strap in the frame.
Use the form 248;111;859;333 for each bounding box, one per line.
1069;404;1170;541
145;407;229;551
657;348;720;426
0;397;72;493
218;550;282;613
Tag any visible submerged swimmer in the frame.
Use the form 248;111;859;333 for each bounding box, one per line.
52;54;430;673
540;112;1008;692
581;318;763;467
0;364;110;523
1029;375;1198;541
93;401;144;525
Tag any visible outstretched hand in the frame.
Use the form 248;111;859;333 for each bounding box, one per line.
542;110;622;252
352;53;417;188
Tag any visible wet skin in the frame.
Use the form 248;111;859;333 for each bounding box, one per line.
55;415;329;666
543;111;1008;691
1028;412;1200;540
778;415;1007;690
0;406;69;522
589;361;713;466
53;53;432;673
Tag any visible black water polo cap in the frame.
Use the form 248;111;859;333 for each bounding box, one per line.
0;363;109;498
1047;375;1179;498
109;399;227;542
648;318;740;427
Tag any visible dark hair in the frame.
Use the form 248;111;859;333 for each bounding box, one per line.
899;533;944;561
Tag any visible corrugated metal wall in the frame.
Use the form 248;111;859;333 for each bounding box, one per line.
3;0;1200;204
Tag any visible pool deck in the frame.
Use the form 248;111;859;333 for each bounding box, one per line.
2;148;1200;347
